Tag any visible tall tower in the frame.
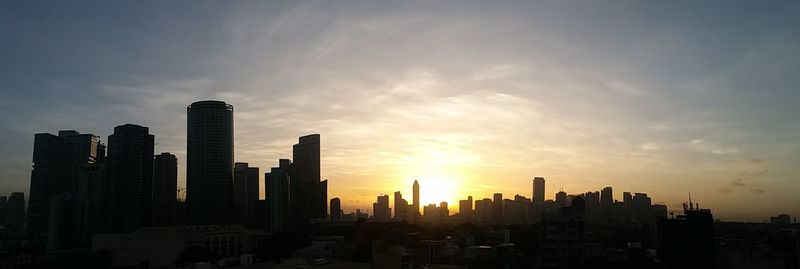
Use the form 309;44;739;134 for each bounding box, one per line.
187;100;234;225
266;159;291;231
600;186;613;223
105;124;155;232
330;197;342;221
292;134;327;229
152;153;177;226
533;177;545;204
412;179;420;221
233;162;259;227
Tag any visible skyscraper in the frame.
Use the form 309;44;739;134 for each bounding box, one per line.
152;153;177;226
373;194;391;220
533;177;545;204
459;195;473;219
600;187;613;223
234;162;259;227
105;124;155;232
330;197;342;221
28;131;99;248
493;193;503;220
187;100;234;225
393;191;405;220
555;191;568;207
6;192;25;227
412;180;420;222
291;134;327;229
266;159;292;231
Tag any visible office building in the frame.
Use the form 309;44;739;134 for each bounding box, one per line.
393;191;406;221
105;124;155;232
152;153;177;226
28;130;100;248
291;134;327;229
600;187;613;223
533;177;545;204
266;159;292;231
372;194;391;220
330;197;343;221
186;100;234;225
458;195;473;219
233;162;259;227
412;179;420;222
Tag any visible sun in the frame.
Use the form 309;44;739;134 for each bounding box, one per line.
407;176;460;210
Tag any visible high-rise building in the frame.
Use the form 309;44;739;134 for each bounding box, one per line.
656;205;714;268
623;191;633;222
291;134;327;229
47;193;89;250
372;194;391;220
6;192;25;227
459;196;473;219
266;159;292;231
187;100;234;225
555;191;568;207
600;187;613;223
475;198;493;221
330;197;343;221
152;153;177;226
412;180;420;222
393;191;406;221
631;193;653;223
28;131;99;248
105;124;155;232
492;193;503;220
533;177;545;204
233;162;259;227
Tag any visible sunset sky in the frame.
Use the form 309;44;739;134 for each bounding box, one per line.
1;1;799;221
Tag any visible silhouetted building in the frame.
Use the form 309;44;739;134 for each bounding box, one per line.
583;191;600;225
412;179;420;223
600;187;613;223
5;192;25;228
393;191;406;221
631;192;653;223
458;195;473;220
770;214;791;225
652;204;668;219
533;177;545;204
493;193;503;220
656;203;715;268
504;195;531;223
186;100;234;225
28;131;100;248
291;134;327;229
539;196;585;268
105;124;155;232
330;197;343;221
47;193;89;250
233;162;259;227
555;191;568;207
423;202;448;221
373;194;391;220
475;198;493;221
623;191;633;222
266;159;292;231
152;153;177;226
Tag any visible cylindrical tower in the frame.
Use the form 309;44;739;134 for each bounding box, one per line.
187;100;234;225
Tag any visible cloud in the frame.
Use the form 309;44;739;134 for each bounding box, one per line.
718;188;733;194
750;188;765;194
640;142;660;151
688;139;739;155
730;178;745;187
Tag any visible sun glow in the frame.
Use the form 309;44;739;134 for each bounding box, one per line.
406;176;460;210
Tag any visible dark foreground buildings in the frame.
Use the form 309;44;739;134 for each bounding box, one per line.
291;134;328;229
105;124;155;232
186;100;234;225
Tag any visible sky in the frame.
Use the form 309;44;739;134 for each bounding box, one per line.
1;1;799;222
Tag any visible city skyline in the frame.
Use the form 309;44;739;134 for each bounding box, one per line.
2;1;800;222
